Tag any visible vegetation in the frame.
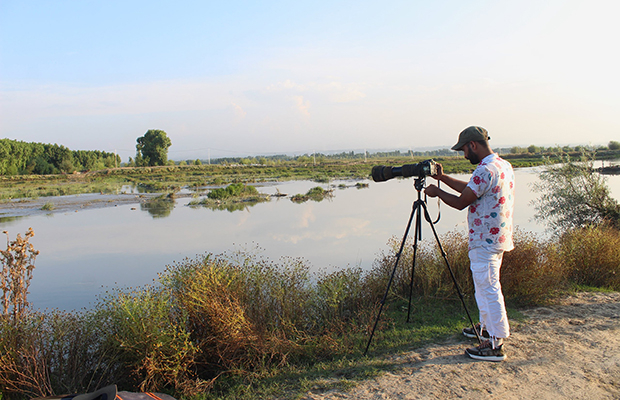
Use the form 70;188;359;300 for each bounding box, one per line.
134;130;172;167
2;218;620;399
1;146;620;399
531;153;620;231
0;138;120;175
291;186;334;203
188;183;270;212
1;142;619;202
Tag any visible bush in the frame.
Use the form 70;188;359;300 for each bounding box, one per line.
93;287;198;393
372;230;471;300
531;153;620;231
559;224;620;290
502;229;566;304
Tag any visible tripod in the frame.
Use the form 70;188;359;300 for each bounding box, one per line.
364;177;482;356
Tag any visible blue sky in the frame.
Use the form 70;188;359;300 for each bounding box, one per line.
1;0;619;161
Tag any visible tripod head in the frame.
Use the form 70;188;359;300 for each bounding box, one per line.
412;176;441;225
413;176;426;192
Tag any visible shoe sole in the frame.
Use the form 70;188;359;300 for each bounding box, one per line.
465;350;506;362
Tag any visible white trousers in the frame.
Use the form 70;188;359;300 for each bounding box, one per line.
469;247;510;339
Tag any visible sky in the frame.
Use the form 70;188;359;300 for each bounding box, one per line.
1;0;619;161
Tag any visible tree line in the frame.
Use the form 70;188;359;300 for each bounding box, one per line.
0;139;120;176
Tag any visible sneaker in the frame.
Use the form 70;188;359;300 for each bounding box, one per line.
465;340;506;362
462;323;490;339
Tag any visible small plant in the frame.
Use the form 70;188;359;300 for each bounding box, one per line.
208;183;258;200
291;186;333;203
1;228;39;322
41;202;55;211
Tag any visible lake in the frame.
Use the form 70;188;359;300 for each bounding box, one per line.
2;163;619;311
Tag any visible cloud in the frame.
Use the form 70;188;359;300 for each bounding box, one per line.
231;102;246;119
292;95;310;117
267;79;367;104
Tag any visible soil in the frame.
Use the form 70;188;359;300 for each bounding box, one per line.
303;292;620;400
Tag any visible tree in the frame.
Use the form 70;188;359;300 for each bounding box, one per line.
135;130;172;166
609;140;620;150
531;153;620;232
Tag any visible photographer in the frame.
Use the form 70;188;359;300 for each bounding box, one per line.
424;126;515;362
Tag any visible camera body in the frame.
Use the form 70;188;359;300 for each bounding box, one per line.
372;159;437;182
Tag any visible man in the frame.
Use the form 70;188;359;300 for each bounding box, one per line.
425;126;515;361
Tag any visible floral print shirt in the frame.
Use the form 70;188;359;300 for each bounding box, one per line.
466;153;515;252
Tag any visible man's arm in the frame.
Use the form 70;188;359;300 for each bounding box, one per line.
424;184;477;210
437;174;469;194
429;163;468;193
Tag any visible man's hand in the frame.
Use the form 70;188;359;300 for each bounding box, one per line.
425;184;441;198
431;163;444;181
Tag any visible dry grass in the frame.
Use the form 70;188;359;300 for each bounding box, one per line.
560;224;620;290
1;228;39;321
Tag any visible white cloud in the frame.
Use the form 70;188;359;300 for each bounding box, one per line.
291;95;310;117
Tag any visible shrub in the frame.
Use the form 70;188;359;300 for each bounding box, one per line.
371;230;471;300
502;229;566;304
93;287;198;393
559;224;620;290
531;153;620;231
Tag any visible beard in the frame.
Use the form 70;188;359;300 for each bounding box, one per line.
467;152;480;165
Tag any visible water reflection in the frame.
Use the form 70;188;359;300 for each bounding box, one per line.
140;195;177;218
188;197;268;212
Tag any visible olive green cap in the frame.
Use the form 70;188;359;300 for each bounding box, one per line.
451;126;490;151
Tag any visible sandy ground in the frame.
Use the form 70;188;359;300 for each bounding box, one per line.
303;292;620;400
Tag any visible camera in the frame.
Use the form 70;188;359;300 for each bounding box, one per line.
371;159;437;182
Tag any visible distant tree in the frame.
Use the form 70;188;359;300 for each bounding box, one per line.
609;141;620;150
194;159;202;165
527;145;539;154
135;130;172;166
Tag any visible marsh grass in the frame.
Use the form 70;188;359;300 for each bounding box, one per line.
188;183;270;211
291;186;334;203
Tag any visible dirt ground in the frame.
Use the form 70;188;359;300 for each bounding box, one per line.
303;292;620;400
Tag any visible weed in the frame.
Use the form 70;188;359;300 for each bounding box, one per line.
41;202;55;211
1;228;39;322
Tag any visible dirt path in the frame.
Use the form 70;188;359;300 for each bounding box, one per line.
303;292;620;400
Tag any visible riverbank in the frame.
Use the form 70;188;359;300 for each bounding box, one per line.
303;291;620;400
0;192;163;219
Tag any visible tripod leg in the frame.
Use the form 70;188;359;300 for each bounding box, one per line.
406;200;423;323
364;201;418;356
420;201;483;344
